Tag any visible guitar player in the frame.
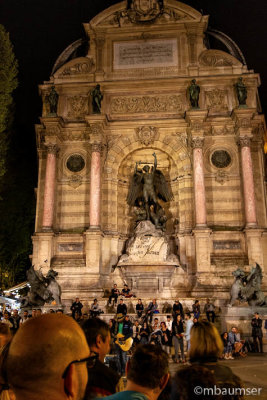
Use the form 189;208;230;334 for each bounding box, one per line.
114;314;133;377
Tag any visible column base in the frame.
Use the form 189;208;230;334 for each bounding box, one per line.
88;225;101;231
245;222;258;229
42;226;54;232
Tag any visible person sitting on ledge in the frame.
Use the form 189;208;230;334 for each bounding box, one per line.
192;300;200;320
121;284;136;298
136;299;144;319
70;297;83;318
90;298;103;318
117;299;127;316
204;298;215;323
172;299;184;320
146;299;159;324
108;284;120;306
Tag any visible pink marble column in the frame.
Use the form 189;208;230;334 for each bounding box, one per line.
192;137;207;226
42;144;57;230
89;143;101;228
240;136;257;227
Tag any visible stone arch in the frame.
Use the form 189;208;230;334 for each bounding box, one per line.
102;130;194;234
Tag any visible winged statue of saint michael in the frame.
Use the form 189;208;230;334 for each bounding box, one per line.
127;152;173;226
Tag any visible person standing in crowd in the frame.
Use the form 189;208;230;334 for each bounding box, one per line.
82;318;123;399
114;314;133;377
117;299;127;316
251;312;263;353
192;300;200;320
6;314;90;400
36;309;42;317
147;299;159;324
172;314;185;363
204;298;215;323
98;345;169;400
189;321;243;390
108;284;120;306
133;320;141;347
166;315;172;332
161;321;171;355
184;312;193;352
1;312;14;331
140;322;150;345
136;299;144;319
20;310;30;325
11;310;21;333
70;297;83;318
172;299;184;319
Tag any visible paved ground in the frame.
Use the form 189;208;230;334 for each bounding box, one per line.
169;353;267;400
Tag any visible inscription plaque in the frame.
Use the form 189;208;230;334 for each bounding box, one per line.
213;241;241;250
113;39;178;70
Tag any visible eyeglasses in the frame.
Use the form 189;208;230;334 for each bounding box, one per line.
62;354;98;378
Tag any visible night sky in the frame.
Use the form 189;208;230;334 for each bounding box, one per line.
0;0;267;188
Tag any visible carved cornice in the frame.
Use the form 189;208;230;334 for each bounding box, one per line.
191;137;204;149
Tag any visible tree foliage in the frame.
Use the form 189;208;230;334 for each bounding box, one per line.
0;24;18;188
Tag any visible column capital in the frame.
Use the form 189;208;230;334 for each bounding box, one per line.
191;136;205;149
91;143;102;153
45;143;59;154
238;135;252;148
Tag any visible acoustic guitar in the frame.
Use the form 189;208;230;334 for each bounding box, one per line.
115;333;133;352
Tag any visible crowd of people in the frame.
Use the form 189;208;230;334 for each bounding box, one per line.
0;291;266;400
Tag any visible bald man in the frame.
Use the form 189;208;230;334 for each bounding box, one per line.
6;314;91;400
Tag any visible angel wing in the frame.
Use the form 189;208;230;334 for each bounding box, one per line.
153;170;173;202
127;170;143;206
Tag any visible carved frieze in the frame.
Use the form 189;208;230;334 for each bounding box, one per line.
213;240;241;250
67;96;88;119
205;89;228;114
110;94;183;114
136;126;158;146
61;130;90;141
199;50;240;67
59;59;95;76
205;125;234;136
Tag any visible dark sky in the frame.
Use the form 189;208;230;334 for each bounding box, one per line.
0;0;267;180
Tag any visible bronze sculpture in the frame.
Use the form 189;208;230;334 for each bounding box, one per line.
127;152;172;229
47;86;59;115
91;84;103;114
234;77;247;107
229;263;267;307
188;79;200;109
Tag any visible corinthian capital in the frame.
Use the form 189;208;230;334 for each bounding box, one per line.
191;137;205;149
239;135;251;148
46;144;58;154
91;143;102;153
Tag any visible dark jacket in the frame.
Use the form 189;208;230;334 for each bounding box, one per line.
251;318;263;337
173;302;184;317
70;301;83;316
84;358;121;399
172;320;184;337
117;303;127;315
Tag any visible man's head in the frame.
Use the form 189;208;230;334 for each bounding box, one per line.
7;314;89;400
231;327;237;333
23;310;28;318
175;299;180;304
206;298;210;303
75;297;79;302
152;298;156;304
254;312;259;319
126;345;169;399
167;315;171;321
120;298;123;304
138;299;142;304
31;309;36;317
36;309;42;317
82;318;110;363
125;315;130;322
13;310;18;317
113;284;117;288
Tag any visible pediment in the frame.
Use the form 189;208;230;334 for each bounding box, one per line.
54;57;95;78
90;0;202;28
199;50;242;67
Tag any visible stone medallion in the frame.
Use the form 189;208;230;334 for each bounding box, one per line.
66;154;85;172
211;150;231;168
